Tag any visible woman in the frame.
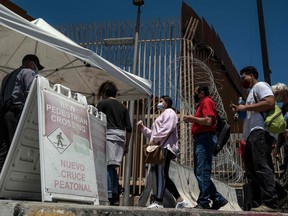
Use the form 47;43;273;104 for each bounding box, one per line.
138;95;187;209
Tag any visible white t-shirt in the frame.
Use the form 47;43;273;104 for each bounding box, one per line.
242;81;273;140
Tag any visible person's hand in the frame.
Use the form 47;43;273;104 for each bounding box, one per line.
137;120;144;130
183;115;194;123
231;103;246;112
149;140;157;145
230;103;238;112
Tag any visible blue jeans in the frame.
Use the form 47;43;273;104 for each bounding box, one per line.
107;165;119;199
194;133;225;206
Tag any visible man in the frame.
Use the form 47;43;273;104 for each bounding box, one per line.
97;80;132;206
0;54;44;171
231;66;278;212
183;85;228;209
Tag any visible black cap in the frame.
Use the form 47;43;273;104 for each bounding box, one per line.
22;54;44;70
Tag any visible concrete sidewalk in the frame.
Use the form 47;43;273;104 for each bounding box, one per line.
2;200;288;216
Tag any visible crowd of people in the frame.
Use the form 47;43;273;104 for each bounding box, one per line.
0;55;288;212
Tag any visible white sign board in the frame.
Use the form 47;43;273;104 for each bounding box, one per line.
38;79;98;204
0;76;102;205
88;106;108;204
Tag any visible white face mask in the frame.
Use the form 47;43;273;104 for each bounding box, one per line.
157;102;164;111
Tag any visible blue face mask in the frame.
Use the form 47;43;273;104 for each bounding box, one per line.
157;102;164;111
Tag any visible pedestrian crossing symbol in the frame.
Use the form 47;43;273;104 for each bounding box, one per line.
47;128;71;154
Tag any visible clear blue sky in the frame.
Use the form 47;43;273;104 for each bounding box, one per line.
11;0;288;86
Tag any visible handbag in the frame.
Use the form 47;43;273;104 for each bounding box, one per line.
143;130;173;164
253;92;286;133
143;144;164;164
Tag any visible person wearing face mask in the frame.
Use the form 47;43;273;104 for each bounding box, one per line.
231;66;279;212
183;85;228;210
0;54;44;172
138;95;188;209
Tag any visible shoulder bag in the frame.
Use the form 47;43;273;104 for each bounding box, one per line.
143;130;173;164
253;92;286;134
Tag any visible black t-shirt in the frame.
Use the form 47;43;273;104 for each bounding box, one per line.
97;98;132;132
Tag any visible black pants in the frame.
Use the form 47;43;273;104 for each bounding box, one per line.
5;110;21;144
154;149;180;202
0;108;21;172
0;112;9;173
243;129;278;209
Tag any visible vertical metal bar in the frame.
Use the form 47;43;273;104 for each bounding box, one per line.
123;5;141;206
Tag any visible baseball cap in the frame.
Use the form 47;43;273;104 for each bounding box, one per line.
22;54;44;70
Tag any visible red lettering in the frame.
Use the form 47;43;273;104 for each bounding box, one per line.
54;180;59;187
54;179;92;192
61;170;85;181
60;160;85;171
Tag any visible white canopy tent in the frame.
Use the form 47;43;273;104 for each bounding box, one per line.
0;4;151;104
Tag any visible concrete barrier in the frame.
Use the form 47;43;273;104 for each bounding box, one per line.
1;200;288;216
137;161;242;210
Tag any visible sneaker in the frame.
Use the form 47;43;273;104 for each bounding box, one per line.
194;204;210;209
175;200;188;209
211;198;228;210
147;202;164;209
108;198;119;206
251;204;277;212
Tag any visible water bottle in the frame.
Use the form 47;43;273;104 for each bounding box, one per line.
238;97;246;119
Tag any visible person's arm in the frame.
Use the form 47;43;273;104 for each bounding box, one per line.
124;131;131;155
150;110;176;144
123;108;132;154
232;95;275;113
183;115;212;126
140;125;152;138
239;95;274;112
22;69;37;97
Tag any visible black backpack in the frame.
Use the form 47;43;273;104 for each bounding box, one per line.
213;114;231;156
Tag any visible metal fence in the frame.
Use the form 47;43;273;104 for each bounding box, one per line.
57;16;247;195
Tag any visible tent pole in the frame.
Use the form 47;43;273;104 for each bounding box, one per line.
123;4;142;206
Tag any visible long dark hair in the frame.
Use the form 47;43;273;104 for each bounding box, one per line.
160;95;172;108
